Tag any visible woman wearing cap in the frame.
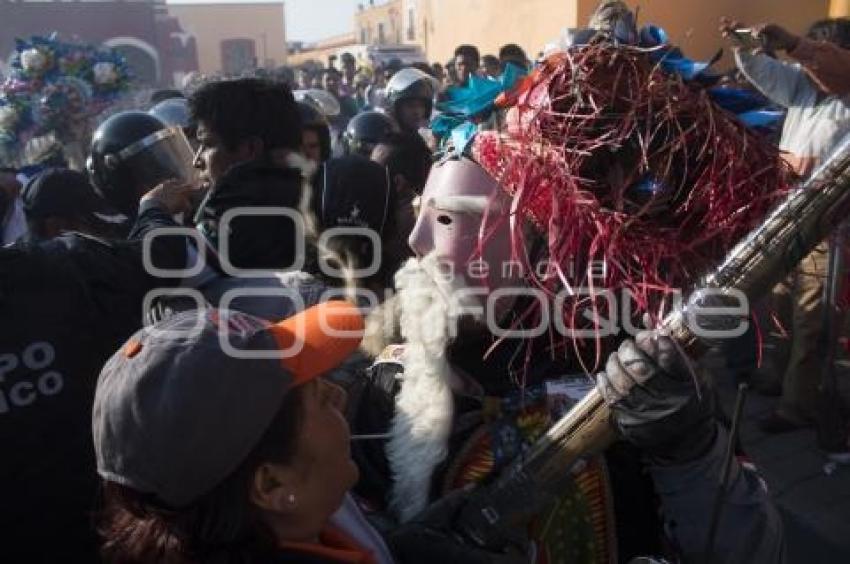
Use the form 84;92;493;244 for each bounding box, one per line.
93;302;515;563
94;301;394;563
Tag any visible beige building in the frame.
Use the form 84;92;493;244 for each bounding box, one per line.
168;1;287;75
355;0;404;45
412;0;833;65
287;33;359;67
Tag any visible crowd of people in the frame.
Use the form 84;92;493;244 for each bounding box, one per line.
3;2;850;562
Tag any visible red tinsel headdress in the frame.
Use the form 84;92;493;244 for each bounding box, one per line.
469;46;793;370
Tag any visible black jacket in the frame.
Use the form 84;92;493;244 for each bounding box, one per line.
0;203;186;562
196;161;305;272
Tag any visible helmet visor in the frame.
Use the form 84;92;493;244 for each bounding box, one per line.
386;68;437;99
116;127;197;192
294;89;341;118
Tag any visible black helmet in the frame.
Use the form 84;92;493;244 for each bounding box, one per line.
87;111;195;217
297;100;326;126
342;111;397;158
385;68;435;109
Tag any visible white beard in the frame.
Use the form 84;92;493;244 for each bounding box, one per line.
387;254;482;522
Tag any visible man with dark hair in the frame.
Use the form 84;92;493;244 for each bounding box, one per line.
340;51;358;96
321;67;359;143
499;43;529;71
481;54;500;78
296;66;314;90
453;44;480;86
385;68;435;134
187;77;330;322
190;77;303;191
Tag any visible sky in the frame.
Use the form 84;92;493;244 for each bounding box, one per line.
167;0;362;43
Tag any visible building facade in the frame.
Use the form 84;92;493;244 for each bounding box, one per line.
354;0;403;46
167;1;287;76
409;0;832;65
287;32;358;68
0;0;198;87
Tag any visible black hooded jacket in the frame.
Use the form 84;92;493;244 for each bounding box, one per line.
0;204;187;561
196;161;306;272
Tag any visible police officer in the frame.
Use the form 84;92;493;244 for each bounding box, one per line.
385;67;436;134
342;110;398;158
0;121;195;560
88;110;196;221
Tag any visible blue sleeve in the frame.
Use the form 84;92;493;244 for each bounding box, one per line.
649;425;786;563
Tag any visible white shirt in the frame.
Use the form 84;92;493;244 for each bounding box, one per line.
2;197;27;246
735;48;850;165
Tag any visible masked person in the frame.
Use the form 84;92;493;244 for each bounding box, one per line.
385;68;435;135
348;154;784;564
347;21;789;559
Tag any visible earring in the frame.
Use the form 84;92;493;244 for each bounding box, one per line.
286;493;298;508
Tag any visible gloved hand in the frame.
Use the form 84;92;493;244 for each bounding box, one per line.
386;487;528;564
596;330;717;465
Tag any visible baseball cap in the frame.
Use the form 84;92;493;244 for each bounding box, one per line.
93;300;364;508
21;168;126;224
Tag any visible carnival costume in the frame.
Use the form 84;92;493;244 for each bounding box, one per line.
350;4;790;563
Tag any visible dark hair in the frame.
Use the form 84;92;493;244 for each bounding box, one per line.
807;18;850;49
373;131;432;194
454;44;480;65
98;387;305;564
303;122;332;163
482;55;499;68
189;78;302;153
499;43;528;64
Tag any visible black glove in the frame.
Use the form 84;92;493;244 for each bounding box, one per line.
386;488;528;564
596;330;717;465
